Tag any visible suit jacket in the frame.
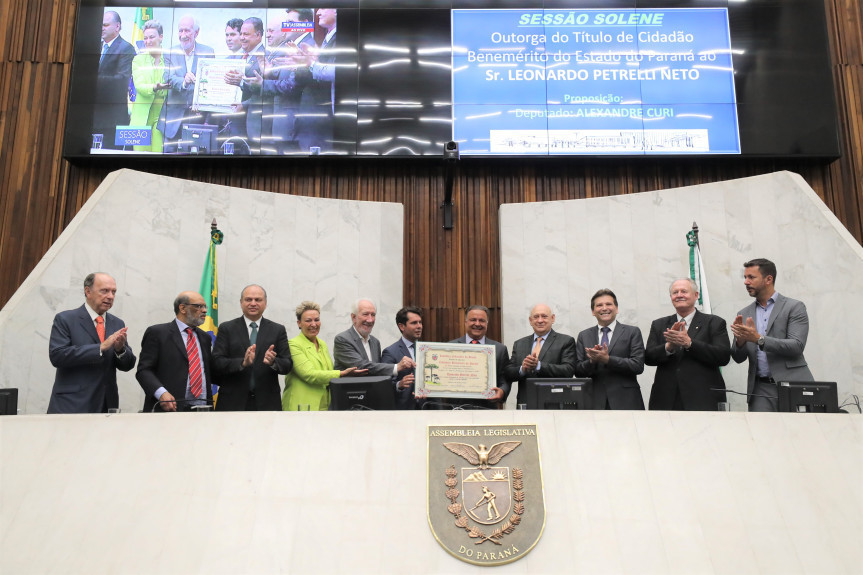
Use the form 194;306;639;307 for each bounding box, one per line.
332;327;394;376
381;338;416;410
47;304;136;413
136;320;214;412
504;329;577;406
575;323;645;410
645;310;730;411
293;33;336;152
731;293;813;401
95;35;136;147
282;334;340;411
239;44;265;149
211;316;293;411
445;336;512;408
160;42;214;139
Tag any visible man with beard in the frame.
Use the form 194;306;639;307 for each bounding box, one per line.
730;258;813;411
136;291;214;412
333;299;414;377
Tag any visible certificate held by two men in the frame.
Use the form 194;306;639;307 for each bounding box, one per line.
415;342;497;400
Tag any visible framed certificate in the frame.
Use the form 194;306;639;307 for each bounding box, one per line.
192;58;244;113
415;342;497;400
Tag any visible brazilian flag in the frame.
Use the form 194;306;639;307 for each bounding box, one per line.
199;224;223;400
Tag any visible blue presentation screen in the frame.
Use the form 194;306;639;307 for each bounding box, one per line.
452;8;740;155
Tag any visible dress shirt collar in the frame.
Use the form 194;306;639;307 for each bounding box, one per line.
400;336;415;350
352;326;369;343
676;310;696;327
244;316;263;330
756;292;778;310
596;320;618;337
465;335;486;344
175;317;192;333
84;303;104;323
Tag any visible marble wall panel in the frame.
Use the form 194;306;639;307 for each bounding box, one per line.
500;171;863;411
0;169;404;413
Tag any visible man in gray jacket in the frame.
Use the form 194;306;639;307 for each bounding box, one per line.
731;258;813;411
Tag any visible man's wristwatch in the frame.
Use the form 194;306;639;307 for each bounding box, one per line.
757;335;766;349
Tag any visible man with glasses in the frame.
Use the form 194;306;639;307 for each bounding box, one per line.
136;291;214;412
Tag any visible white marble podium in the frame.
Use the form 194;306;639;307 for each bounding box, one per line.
1;410;860;574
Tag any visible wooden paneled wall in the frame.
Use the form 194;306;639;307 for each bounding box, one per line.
1;0;861;344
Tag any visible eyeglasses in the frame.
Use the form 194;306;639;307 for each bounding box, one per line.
184;303;207;310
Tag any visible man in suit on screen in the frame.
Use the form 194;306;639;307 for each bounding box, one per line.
136;291;213;412
160;15;214;151
47;272;136;413
211;285;293;411
381;306;423;410
505;303;577;406
730;258;814;411
646;278;730;411
94;11;136;150
575;289;645;410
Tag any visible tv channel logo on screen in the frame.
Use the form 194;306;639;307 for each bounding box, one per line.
282;21;314;33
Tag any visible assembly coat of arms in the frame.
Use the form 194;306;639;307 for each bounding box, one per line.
427;425;545;566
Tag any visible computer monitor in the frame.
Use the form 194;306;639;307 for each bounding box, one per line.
777;381;839;413
178;124;217;154
328;376;396;411
0;388;19;415
525;378;593;410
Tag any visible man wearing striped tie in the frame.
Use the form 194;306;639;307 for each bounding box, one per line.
136;291;214;412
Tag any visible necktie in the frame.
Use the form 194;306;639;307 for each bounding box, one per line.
532;336;544;357
600;326;610;347
95;316;105;342
408;343;415;361
249;322;258;391
186;327;203;399
470;339;480;344
100;41;108;64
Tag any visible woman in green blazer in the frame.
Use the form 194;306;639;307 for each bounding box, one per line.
129;20;168;152
282;301;365;410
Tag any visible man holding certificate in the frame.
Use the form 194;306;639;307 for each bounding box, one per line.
446;305;511;409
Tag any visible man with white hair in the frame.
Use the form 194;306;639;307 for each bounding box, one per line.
645;278;730;411
333;299;414;376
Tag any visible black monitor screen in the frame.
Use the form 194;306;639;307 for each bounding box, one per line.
328;376;396;411
64;0;838;159
777;381;839;413
0;389;19;416
525;378;592;410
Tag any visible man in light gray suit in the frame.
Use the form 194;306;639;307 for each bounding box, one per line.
333;299;414;377
575;289;645;410
48;272;136;413
731;258;814;411
160;15;214;150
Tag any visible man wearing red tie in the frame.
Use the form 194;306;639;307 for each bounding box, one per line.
48;272;136;413
136;291;214;412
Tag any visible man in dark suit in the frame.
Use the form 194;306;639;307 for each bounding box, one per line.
290;8;337;153
646;278;730;411
730;258;814;411
447;305;511;409
136;291;213;412
505;303;577;406
333;299;414;377
224;17;265;154
94;11;135;150
575;289;645;410
381;306;423;410
160;15;214;151
47;272;136;413
211;285;293;411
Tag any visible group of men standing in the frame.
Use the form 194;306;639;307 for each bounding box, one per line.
46;258;813;414
94;9;336;154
